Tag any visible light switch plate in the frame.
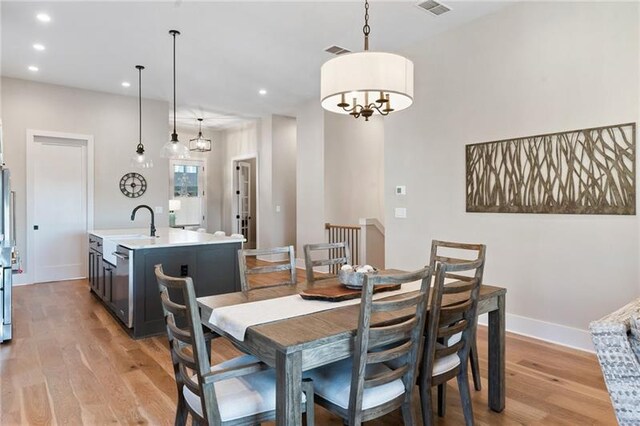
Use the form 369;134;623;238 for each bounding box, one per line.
276;205;281;213
395;207;407;218
395;185;407;195
155;206;164;214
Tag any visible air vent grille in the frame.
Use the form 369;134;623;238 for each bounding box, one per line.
416;0;451;16
325;45;351;55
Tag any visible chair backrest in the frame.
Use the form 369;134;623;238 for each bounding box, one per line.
422;258;484;382
303;241;352;283
155;265;223;424
238;245;297;292
429;240;486;284
348;267;432;423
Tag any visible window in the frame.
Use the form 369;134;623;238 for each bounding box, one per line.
173;165;199;197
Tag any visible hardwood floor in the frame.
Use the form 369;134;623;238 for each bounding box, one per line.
1;273;616;425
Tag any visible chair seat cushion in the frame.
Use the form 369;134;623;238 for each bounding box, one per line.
183;354;306;422
304;357;405;411
433;352;461;376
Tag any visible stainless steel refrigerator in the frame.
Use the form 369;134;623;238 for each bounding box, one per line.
0;121;15;342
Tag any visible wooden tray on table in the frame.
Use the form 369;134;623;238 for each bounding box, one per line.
299;283;401;302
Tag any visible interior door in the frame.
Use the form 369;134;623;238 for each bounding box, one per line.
235;161;251;241
171;160;206;228
33;138;87;283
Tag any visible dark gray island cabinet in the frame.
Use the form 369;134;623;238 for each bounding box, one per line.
88;228;243;338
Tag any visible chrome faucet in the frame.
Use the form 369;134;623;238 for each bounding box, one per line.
130;204;156;237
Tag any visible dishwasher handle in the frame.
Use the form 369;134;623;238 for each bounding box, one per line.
112;252;129;261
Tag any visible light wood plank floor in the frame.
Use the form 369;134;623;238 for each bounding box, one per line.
1;272;616;425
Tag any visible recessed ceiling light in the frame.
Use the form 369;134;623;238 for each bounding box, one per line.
259;89;267;96
28;65;39;72
121;82;131;88
33;43;45;51
36;13;51;23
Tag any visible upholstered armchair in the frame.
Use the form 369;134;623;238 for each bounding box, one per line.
590;299;640;425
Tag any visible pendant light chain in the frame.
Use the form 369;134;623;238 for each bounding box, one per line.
363;0;370;51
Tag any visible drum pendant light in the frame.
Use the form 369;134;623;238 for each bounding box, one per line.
320;0;414;121
160;29;190;159
131;65;153;169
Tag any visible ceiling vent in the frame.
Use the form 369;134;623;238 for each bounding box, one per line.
416;0;451;16
324;45;351;56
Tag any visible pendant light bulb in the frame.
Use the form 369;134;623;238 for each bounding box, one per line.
131;65;153;169
160;29;190;159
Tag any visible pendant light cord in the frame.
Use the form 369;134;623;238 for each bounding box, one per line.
169;30;180;141
138;67;142;143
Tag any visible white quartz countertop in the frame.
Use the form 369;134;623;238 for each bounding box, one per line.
89;228;244;250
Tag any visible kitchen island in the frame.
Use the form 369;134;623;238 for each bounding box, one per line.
88;227;243;338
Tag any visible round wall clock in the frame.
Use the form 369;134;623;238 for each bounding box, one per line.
119;172;147;198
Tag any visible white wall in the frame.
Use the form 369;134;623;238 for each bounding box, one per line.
384;1;639;350
324;113;384;225
271;115;297;248
296;100;325;261
1;77;170;284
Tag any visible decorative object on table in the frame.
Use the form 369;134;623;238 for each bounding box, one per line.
299;280;399;302
119;172;147;198
337;264;378;289
168;199;181;227
130;65;153;169
320;0;414;121
189;118;212;152
160;30;190;159
590;298;640;426
466;123;636;215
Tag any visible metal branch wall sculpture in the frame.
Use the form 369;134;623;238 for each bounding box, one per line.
466;123;636;215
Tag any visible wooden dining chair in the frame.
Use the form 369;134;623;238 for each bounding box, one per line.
303;241;352;283
429;240;486;394
305;267;432;425
154;265;314;426
419;258;484;426
238;245;296;292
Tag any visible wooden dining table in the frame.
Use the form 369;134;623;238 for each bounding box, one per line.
197;275;506;426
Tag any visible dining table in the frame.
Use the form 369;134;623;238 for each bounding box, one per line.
197;272;506;426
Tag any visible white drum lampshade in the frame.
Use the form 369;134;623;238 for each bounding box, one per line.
321;51;414;115
169;199;181;212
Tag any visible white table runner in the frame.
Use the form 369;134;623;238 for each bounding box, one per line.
208;280;423;341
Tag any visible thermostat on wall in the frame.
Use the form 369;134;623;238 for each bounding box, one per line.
395;185;407;195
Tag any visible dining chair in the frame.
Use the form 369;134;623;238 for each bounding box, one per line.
238;245;297;292
419;258;484;426
305;267;432;425
429;240;486;394
303;241;352;283
154;264;314;426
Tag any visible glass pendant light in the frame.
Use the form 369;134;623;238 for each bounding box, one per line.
131;65;153;169
160;29;190;159
189;118;212;152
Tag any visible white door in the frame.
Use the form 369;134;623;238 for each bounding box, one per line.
33;138;88;283
235;161;251;241
170;160;206;228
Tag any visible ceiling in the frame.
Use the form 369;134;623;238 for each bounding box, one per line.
1;1;509;128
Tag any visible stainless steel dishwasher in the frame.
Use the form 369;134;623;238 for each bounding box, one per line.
112;246;133;327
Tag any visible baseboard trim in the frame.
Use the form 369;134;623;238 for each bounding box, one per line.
478;311;594;353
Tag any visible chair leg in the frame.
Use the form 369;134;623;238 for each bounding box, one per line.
419;380;434;426
401;396;416;426
469;339;482;391
437;383;446;417
302;378;315;426
457;368;475;426
175;390;188;426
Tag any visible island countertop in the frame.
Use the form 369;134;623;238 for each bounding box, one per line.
89;227;244;250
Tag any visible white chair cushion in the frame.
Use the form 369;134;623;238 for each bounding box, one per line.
304;358;405;411
433;353;461;376
183;354;306;422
